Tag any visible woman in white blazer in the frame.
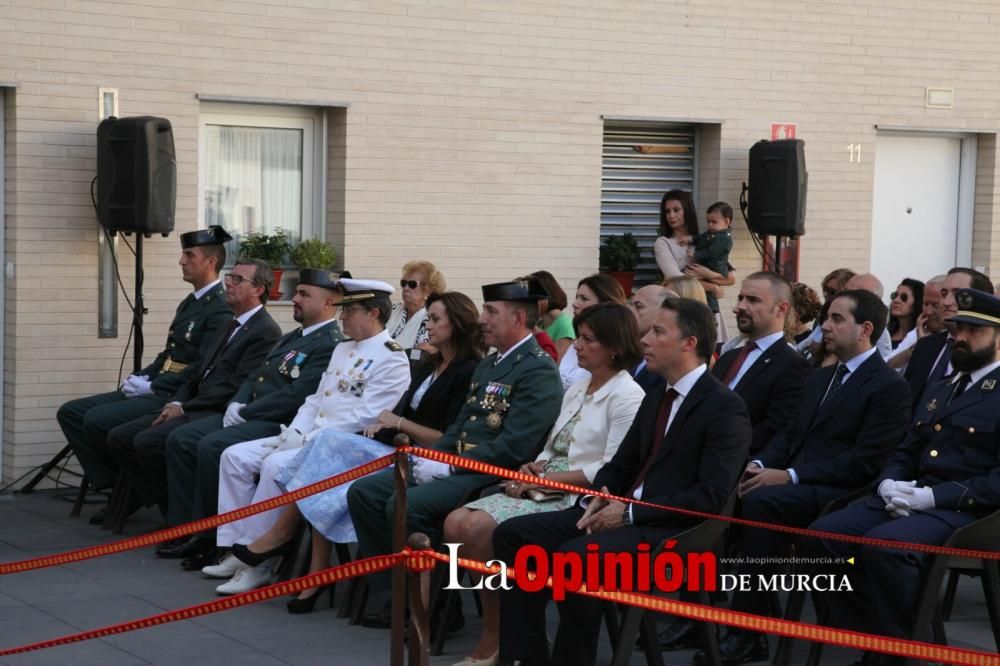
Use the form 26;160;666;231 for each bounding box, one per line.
443;302;647;666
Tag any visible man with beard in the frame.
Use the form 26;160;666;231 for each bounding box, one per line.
903;267;993;409
713;272;812;454
805;287;1000;666
698;290;911;666
656;272;811;651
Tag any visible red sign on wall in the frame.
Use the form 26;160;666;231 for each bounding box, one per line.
770;123;796;141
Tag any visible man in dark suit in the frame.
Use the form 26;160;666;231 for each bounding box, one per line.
700;289;911;665
105;258;282;521
494;298;752;666
657;272;811;651
903;267;993;410
713;272;812;454
806;287;1000;666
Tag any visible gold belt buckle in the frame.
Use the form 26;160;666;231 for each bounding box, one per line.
163;358;189;373
458;440;477;454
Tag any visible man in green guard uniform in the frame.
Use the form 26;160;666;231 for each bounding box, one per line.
58;225;233;509
348;278;563;623
159;269;346;565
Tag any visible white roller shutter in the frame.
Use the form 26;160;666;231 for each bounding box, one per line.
601;121;697;285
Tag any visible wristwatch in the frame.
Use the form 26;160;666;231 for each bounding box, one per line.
622;504;633;526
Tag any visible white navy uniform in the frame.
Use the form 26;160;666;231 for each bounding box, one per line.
217;328;410;546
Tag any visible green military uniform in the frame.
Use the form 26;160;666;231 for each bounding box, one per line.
163;319;345;527
58;282;232;490
348;334;563;589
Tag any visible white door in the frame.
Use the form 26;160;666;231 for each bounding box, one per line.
870;133;970;293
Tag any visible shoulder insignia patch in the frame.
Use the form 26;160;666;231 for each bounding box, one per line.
385;340;404;352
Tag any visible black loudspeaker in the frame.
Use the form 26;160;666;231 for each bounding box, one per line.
747;139;807;237
97;116;176;235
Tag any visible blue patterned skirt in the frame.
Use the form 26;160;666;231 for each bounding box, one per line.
274;431;392;543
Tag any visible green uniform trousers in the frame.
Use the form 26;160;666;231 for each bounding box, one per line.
347;468;495;591
164;417;282;529
57;391;168;490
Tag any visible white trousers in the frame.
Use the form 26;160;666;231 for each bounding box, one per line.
216;435;300;547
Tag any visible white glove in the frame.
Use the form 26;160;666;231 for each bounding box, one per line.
258;435;283;451
276;424;305;451
879;479;916;517
891;484;935;513
413;458;452;485
121;374;152;398
878;479;914;503
223;402;247;428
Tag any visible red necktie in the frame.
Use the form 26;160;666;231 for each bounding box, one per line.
721;341;757;386
627;388;679;497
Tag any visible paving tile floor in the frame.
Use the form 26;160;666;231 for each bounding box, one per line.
0;490;995;665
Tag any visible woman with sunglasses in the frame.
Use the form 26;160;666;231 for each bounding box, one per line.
887;278;924;349
386;259;447;351
225;292;484;613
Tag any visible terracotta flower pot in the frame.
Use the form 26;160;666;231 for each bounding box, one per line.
605;271;635;297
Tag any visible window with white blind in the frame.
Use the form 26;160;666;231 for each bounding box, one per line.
601;120;698;285
198;102;325;262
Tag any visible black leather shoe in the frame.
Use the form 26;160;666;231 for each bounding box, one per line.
693;631;768;665
651;616;697;651
180;549;219;571
156;536;211;559
231;541;292;567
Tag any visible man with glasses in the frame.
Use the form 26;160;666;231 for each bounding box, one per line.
104;258;282;527
59;226;234;523
156;269;346;568
207;277;410;594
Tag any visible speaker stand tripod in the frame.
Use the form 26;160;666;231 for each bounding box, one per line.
19;233;146;495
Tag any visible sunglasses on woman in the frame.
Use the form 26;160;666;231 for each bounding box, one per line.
890;291;908;303
400;279;425;289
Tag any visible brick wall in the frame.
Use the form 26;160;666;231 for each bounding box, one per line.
2;0;999;481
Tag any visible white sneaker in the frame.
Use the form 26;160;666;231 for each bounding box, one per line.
201;553;243;579
215;563;272;595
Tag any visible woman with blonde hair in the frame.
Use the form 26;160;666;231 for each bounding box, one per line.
662;275;708;305
386;259;447;350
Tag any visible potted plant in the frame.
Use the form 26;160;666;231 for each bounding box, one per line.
291;238;337;270
599;232;641;296
238;228;292;300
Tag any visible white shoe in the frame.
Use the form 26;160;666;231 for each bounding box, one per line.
201;553;243;579
215;563;272;595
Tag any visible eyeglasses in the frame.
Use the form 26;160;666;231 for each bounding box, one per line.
822;286;838;298
400;279;425;289
890;291;909;303
224;274;257;287
340;305;369;316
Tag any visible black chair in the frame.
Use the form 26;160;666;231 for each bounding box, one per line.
771;484;871;666
609;490;738;666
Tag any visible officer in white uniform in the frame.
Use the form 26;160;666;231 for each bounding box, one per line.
211;278;410;593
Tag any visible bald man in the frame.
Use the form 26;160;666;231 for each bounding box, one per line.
628;285;672;392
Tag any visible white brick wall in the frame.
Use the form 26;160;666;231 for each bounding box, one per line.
2;0;1000;481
